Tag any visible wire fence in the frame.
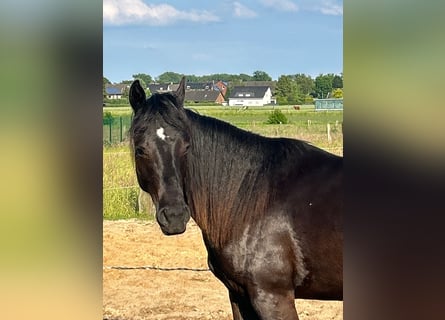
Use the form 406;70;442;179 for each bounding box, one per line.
102;115;343;147
103;115;133;145
104;265;210;272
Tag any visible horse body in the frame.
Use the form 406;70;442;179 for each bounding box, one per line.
184;116;342;318
129;77;342;319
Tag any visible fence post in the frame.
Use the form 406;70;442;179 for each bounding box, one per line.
327;123;332;143
120;116;123;142
109;122;112;143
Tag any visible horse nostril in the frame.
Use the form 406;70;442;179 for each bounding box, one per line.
157;207;169;226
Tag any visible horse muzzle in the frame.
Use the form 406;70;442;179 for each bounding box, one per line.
156;204;191;235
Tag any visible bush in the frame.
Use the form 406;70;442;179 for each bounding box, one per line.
103;111;115;125
104;98;129;105
266;110;289;124
304;95;314;104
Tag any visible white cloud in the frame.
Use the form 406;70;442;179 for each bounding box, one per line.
103;0;220;26
298;0;343;16
318;0;343;16
259;0;299;12
233;2;258;18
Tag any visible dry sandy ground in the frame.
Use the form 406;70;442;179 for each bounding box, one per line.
103;220;343;319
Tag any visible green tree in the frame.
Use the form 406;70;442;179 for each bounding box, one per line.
293;74;315;95
239;73;253;81
315;74;333;98
103;77;111;98
275;75;304;105
185;74;200;82
133;73;153;85
332;74;343;89
252;70;272;81
157;72;183;83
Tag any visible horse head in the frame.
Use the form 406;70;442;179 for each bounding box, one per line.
129;77;191;235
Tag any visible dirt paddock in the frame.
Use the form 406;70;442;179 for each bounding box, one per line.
103;220;343;319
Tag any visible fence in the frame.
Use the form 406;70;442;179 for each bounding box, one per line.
103;115;133;145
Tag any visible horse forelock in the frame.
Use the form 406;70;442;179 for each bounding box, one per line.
130;93;189;141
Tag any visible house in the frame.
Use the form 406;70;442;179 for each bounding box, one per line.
237;81;276;94
185;90;225;104
213;81;228;97
228;86;274;107
170;80;228;97
314;98;343;111
147;83;173;93
186;82;213;90
161;80;227;104
105;84;128;99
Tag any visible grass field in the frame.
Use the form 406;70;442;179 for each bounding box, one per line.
103;105;343;220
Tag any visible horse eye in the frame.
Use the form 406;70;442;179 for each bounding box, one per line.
182;143;190;156
135;147;144;157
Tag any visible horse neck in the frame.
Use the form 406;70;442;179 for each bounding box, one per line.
184;111;270;248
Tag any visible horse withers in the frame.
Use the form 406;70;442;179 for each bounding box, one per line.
129;77;342;319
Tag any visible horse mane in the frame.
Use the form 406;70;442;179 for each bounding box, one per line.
183;109;320;248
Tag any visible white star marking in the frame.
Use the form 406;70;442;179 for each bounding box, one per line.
156;127;167;140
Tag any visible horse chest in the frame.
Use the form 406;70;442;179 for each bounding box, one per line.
204;218;306;293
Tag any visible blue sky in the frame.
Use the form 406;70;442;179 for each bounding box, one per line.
103;0;342;83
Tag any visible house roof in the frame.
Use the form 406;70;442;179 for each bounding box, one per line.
185;90;222;102
105;87;121;95
170;81;225;92
147;83;171;93
185;82;214;90
105;83;127;95
229;86;270;99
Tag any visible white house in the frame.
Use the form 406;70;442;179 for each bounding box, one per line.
228;86;274;107
105;84;128;99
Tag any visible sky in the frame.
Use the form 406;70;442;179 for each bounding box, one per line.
103;0;342;83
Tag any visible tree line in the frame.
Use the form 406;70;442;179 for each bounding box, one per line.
104;70;343;104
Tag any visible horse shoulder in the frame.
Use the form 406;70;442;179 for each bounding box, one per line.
210;215;308;292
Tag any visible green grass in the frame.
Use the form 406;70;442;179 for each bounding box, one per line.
103;105;343;220
103;104;342;145
103;147;154;220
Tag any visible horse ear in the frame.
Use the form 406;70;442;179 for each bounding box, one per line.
175;76;186;107
129;80;146;112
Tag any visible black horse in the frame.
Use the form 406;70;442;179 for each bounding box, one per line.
129;77;342;319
